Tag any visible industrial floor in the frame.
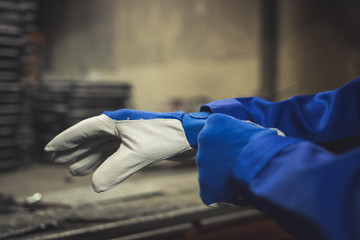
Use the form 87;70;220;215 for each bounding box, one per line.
0;162;293;240
0;163;93;197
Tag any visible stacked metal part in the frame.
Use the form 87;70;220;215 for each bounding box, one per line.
0;0;24;83
0;0;38;169
0;84;23;169
67;82;131;126
33;82;131;162
19;0;38;34
32;82;71;162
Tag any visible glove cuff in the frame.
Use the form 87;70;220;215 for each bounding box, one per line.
182;112;211;148
103;108;210;148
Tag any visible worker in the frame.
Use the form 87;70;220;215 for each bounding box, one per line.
45;77;360;240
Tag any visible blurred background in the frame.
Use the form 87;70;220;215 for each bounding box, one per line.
0;0;359;239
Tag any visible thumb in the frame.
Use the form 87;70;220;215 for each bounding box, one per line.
92;118;192;192
92;144;158;192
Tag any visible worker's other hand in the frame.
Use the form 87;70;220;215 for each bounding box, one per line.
45;109;210;192
196;113;284;207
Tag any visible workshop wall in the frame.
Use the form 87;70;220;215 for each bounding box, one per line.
40;0;261;111
39;0;360;108
277;0;360;100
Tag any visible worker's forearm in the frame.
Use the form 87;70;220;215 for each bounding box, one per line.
232;135;360;240
201;77;360;143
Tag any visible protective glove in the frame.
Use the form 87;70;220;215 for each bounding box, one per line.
45;109;210;192
196;113;284;207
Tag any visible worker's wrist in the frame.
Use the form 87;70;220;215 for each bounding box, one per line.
200;98;249;120
231;135;301;185
182;111;211;148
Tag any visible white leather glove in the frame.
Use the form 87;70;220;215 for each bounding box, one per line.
45;109;209;192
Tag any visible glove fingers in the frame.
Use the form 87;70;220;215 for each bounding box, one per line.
45;114;116;152
69;140;119;176
52;136;111;164
69;152;105;177
92;119;193;192
92;145;160;192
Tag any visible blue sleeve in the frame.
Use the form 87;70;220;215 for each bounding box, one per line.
232;135;360;240
201;77;360;143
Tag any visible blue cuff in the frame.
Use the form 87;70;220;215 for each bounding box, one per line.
200;98;249;120
182;112;211;148
104;109;209;148
104;109;184;121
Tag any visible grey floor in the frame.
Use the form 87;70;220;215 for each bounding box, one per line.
0;161;200;205
0;161;214;239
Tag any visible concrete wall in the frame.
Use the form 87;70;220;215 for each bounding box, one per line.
41;0;261;111
277;0;360;100
40;0;360;109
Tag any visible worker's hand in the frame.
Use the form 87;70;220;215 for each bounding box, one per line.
196;113;284;207
45;109;210;192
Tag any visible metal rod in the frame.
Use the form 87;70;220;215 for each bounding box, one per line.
260;0;279;101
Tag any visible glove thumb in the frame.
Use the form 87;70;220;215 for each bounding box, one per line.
92;144;153;192
92;118;192;192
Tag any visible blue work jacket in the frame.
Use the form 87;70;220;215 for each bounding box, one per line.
200;77;360;240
